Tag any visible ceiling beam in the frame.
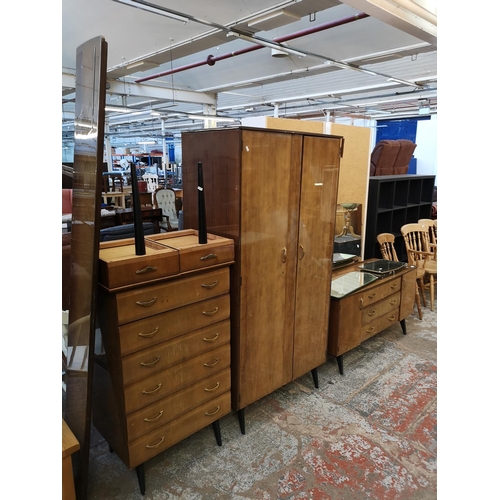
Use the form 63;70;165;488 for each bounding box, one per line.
62;72;216;105
339;0;437;46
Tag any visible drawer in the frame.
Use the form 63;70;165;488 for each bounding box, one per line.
99;241;180;291
124;344;230;414
127;391;231;469
147;231;235;274
359;309;400;342
126;368;231;442
361;292;400;325
121;320;230;386
118;295;231;356
115;267;230;324
359;277;401;308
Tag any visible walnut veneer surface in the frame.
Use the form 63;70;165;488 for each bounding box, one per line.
328;259;417;372
182;127;343;413
93;230;234;471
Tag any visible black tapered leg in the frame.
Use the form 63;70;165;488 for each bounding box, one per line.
109;445;113;453
212;419;222;446
336;355;344;375
136;463;146;495
400;319;407;335
311;368;319;388
237;408;245;435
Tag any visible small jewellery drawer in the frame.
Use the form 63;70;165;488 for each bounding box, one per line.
361;292;400;325
127;391;231;469
359;278;401;308
118;295;230;355
126;368;231;442
115;268;230;324
121;320;230;386
123;344;231;414
359;309;400;342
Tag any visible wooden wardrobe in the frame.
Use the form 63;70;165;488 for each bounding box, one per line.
182;127;343;432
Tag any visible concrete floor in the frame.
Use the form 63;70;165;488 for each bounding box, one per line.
81;299;437;499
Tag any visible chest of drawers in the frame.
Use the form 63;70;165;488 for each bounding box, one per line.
327;260;417;374
93;230;234;494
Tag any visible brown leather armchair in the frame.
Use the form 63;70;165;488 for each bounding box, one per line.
370;139;416;176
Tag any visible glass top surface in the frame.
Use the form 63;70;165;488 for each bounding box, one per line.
330;271;378;298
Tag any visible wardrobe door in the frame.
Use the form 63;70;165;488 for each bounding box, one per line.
292;135;341;378
236;130;300;409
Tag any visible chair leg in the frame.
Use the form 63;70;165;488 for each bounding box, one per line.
418;277;427;307
429;274;435;311
414;283;423;320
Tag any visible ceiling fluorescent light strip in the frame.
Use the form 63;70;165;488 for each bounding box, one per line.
186;114;236;122
227;32;307;58
113;0;189;23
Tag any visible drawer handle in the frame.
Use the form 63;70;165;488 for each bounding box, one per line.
200;253;217;261
136;266;157;275
205;406;220;416
203;307;219;316
390;299;398;305
204;382;220;392
368;293;376;298
142;383;162;395
138;327;159;338
203;333;219;343
390;283;398;289
140;356;161;367
201;280;218;289
388;315;396;321
136;297;157;307
144;410;164;423
145;436;165;449
367;310;376;317
366;327;375;333
204;358;220;367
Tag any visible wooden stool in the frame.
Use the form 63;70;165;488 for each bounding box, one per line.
62;419;79;500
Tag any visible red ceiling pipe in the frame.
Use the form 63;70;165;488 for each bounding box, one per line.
135;12;369;83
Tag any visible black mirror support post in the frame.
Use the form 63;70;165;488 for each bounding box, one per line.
198;161;207;244
130;164;146;255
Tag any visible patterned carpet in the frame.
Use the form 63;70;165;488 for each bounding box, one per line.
84;301;437;499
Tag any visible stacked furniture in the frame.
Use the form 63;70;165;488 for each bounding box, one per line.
364;174;436;260
182;127;343;432
93;230;234;495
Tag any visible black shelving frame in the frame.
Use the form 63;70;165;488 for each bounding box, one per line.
364;174;435;261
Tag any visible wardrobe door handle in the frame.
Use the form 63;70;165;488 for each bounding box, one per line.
136;297;157;307
140;356;161;367
299;244;305;260
203;333;219;343
142;383;162;395
138;327;159;338
282;247;287;263
203;307;219;316
145;436;165;449
204;358;220;367
205;406;220;416
201;280;218;289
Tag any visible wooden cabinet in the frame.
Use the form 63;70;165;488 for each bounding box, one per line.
328;261;417;374
181;127;343;431
364;174;435;260
93;230;234;494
